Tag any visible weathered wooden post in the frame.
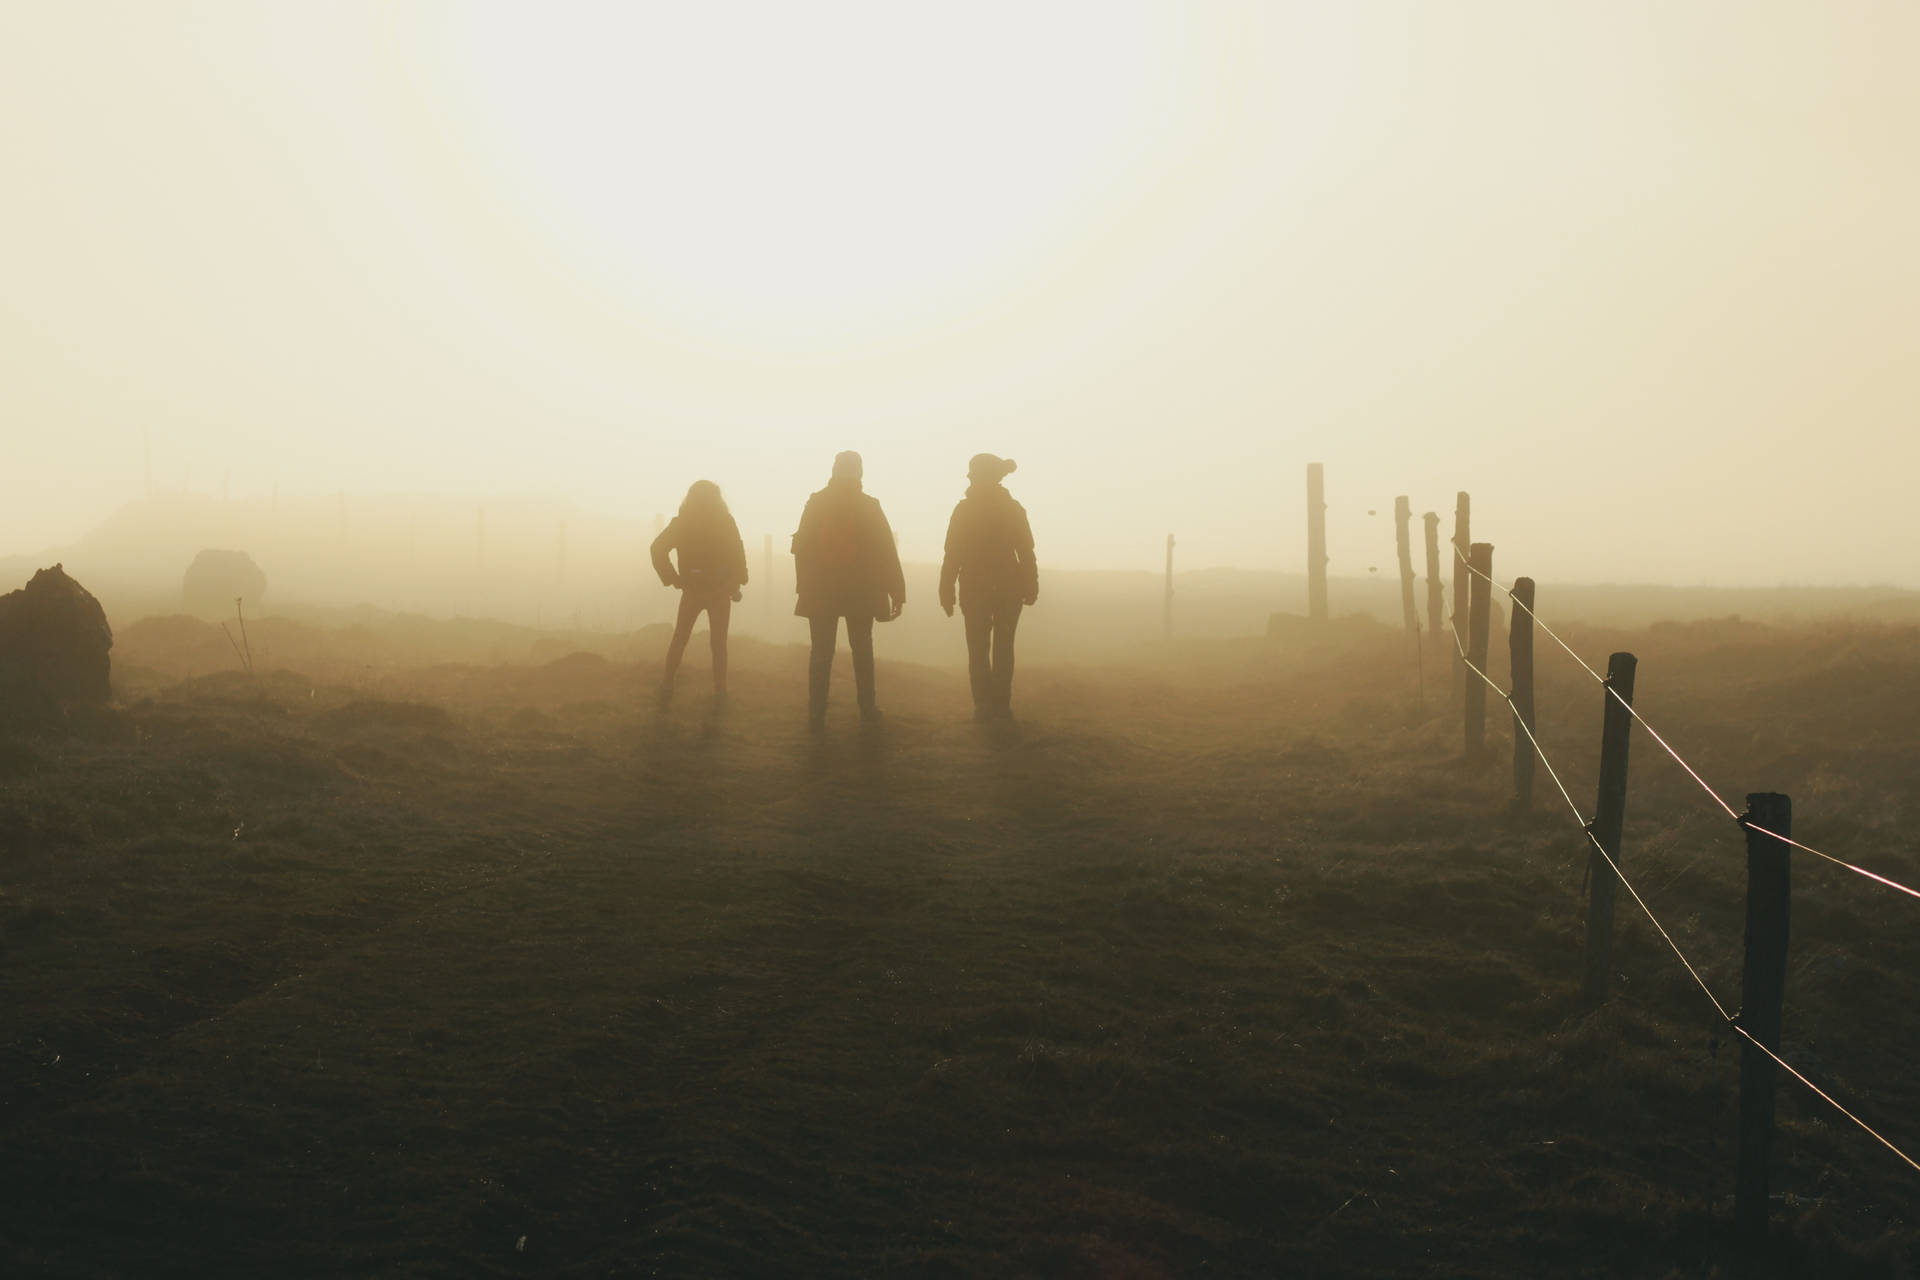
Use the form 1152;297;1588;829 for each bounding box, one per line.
1451;492;1470;693
1464;542;1493;756
1423;511;1442;642
1306;464;1328;623
1394;496;1417;636
1582;653;1638;1000
1510;577;1537;807
1164;533;1176;642
1736;793;1792;1242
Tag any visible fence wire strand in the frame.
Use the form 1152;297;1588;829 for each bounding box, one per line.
1453;540;1601;681
1731;1026;1920;1174
1445;618;1919;1175
1451;543;1920;903
1743;824;1920;903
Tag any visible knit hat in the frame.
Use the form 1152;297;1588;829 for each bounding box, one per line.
832;451;863;480
967;453;1016;482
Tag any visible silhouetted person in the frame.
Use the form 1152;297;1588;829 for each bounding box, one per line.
939;454;1036;721
652;480;747;707
792;451;905;730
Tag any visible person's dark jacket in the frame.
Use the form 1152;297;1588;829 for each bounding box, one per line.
939;482;1036;612
652;512;748;595
791;477;905;620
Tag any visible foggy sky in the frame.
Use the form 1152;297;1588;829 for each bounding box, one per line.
4;1;1916;587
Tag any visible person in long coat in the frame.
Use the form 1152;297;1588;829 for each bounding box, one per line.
791;451;905;729
939;453;1037;721
651;480;748;707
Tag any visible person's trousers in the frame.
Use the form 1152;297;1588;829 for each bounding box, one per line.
963;601;1022;713
664;590;731;691
808;614;875;714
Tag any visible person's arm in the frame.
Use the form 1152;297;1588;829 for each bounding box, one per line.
729;515;749;588
1015;503;1038;606
790;498;814;597
875;501;906;617
650;519;680;588
938;503;962;616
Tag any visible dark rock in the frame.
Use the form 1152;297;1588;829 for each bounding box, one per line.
0;564;114;721
183;548;267;616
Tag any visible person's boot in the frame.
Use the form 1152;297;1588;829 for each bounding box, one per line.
972;703;994;723
858;701;884;725
655;678;674;711
808;700;827;734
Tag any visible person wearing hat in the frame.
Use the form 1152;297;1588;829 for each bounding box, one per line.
938;453;1037;722
791;451;906;730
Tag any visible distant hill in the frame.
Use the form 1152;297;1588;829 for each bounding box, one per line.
4;494;1917;667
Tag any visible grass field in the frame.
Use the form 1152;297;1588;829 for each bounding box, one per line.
3;616;1918;1277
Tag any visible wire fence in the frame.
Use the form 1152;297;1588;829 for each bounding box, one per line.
1451;542;1920;903
1441;586;1920;1177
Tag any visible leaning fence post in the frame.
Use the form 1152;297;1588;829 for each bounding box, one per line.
1464;542;1493;757
1394;496;1417;636
1736;793;1792;1242
1307;465;1328;623
1509;577;1536;807
1582;653;1638;1000
1423;511;1443;643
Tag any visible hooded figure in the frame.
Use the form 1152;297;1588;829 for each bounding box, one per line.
791;451;906;728
939;454;1037;721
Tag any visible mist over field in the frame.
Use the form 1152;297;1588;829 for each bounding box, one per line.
6;3;1920;1277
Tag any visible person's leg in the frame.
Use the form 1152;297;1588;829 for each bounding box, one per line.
992;602;1023;716
707;594;731;695
963;606;993;718
808;614;837;724
660;590;702;705
847;614;878;717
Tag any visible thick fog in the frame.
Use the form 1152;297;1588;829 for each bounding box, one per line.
4;1;1917;590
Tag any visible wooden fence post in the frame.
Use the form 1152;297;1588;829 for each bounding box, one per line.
1582;653;1638;1000
1164;533;1175;642
1394;496;1417;636
1464;542;1493;757
1451;492;1470;692
1736;793;1792;1242
1423;511;1442;642
1307;465;1328;623
1510;577;1536;808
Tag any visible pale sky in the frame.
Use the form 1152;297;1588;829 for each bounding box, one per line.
4;1;1916;584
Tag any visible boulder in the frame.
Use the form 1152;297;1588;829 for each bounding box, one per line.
183;548;267;616
0;564;113;718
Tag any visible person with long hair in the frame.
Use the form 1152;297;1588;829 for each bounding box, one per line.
939;453;1037;721
651;479;747;708
791;451;905;730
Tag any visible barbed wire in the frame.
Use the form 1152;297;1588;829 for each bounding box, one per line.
1445;617;1920;1175
1449;542;1920;903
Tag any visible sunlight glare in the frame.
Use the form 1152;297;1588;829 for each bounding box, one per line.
446;2;1165;354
